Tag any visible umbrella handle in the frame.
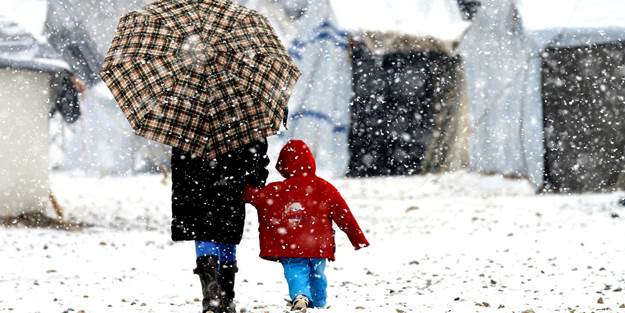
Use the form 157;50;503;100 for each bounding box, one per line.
283;106;289;130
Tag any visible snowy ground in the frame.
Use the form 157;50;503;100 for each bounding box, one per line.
2;172;625;313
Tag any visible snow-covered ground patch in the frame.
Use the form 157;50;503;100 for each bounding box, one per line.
1;172;625;312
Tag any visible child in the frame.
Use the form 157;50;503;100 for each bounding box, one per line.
243;139;370;310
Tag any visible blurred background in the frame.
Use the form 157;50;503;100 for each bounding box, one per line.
1;0;625;217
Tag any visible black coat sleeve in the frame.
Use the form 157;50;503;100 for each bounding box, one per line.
237;139;270;188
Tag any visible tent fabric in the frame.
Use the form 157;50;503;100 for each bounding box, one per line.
456;0;481;20
43;0;153;56
542;42;625;192
0;11;80;124
237;0;297;41
0;18;39;57
0;57;70;74
519;0;625;33
460;0;625;190
460;0;543;186
45;0;103;86
0;15;68;72
0;0;48;42
238;0;353;177
520;0;625;49
1;0;101;85
421;60;469;173
329;0;470;44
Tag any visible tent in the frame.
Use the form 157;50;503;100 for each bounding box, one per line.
460;0;625;192
45;0;104;86
330;0;470;46
0;5;78;216
43;0;152;69
238;0;353;177
328;0;470;176
456;0;481;20
0;4;81;125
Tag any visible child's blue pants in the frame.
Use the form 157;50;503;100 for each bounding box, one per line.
281;258;327;308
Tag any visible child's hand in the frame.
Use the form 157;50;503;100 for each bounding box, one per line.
243;185;260;203
354;241;370;250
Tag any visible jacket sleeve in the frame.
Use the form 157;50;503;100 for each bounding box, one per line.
327;184;370;250
242;185;262;208
239;140;270;188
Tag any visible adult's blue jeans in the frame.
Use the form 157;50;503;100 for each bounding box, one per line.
281;258;327;308
195;241;237;263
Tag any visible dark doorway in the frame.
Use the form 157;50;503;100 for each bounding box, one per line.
542;42;625;192
347;38;460;177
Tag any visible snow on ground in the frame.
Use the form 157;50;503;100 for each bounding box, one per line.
2;171;625;313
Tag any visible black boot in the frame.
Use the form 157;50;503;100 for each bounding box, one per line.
194;256;222;313
218;261;238;313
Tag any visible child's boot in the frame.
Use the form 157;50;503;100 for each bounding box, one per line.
291;295;310;311
194;255;222;313
218;261;238;313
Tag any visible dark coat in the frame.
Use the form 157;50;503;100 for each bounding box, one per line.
243;140;369;261
171;139;269;243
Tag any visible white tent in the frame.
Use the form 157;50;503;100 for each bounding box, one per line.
0;67;61;216
239;0;353;177
0;0;47;42
0;1;72;216
327;0;470;176
460;0;625;189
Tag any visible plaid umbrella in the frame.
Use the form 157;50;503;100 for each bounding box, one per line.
100;0;300;160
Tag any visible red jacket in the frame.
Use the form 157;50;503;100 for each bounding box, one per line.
243;140;369;261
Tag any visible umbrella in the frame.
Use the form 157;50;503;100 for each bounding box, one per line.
100;0;301;160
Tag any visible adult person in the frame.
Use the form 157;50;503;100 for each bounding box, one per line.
171;140;270;313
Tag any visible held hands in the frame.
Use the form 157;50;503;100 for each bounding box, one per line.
242;185;260;203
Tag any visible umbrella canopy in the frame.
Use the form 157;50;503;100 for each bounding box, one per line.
100;0;300;160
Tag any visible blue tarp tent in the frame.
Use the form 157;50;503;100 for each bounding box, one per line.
239;0;353;177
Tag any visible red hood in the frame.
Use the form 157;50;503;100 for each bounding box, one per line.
276;140;316;178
